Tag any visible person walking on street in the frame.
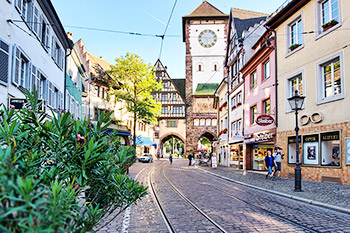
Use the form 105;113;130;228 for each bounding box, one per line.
265;150;276;180
273;146;283;179
169;154;173;164
188;153;192;166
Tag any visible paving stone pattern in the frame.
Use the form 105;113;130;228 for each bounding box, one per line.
199;164;350;210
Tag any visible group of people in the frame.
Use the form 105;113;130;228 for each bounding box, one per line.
264;146;284;180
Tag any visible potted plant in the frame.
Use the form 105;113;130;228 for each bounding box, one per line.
289;43;302;51
322;19;338;31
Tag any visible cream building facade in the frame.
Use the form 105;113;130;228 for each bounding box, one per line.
266;0;350;184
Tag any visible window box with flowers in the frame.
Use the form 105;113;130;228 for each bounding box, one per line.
232;105;236;110
289;43;302;51
237;102;242;107
218;101;227;111
223;128;228;134
322;20;338;32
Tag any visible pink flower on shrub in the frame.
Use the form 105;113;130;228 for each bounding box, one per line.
0;116;2;120
77;134;86;141
10;105;15;109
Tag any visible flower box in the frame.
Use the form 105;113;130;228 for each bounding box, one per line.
289;44;302;51
322;20;338;31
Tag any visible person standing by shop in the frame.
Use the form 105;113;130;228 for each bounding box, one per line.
169;154;173;164
273;147;283;179
265;150;276;180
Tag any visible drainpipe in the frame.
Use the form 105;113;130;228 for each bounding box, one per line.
64;48;72;111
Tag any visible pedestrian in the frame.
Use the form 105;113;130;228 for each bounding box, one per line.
273;146;284;179
157;151;160;160
188;153;192;166
169;153;173;164
265;150;276;180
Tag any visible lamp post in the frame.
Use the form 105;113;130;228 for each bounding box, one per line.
287;90;305;192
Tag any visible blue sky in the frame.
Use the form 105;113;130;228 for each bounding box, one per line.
51;0;285;79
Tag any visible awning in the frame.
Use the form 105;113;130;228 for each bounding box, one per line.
134;136;157;146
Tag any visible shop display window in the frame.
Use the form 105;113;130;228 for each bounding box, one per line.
303;134;319;165
345;138;350;165
252;145;273;170
321;131;340;167
287;136;302;164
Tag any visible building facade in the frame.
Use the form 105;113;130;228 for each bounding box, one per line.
153;60;186;157
241;28;276;171
182;1;228;154
0;0;71;114
266;0;350;184
225;8;267;169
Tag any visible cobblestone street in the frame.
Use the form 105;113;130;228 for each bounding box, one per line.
96;159;350;232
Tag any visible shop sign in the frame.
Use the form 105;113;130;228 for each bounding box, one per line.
231;130;243;141
303;134;319;143
288;136;301;144
300;112;323;125
256;115;274;126
254;133;274;142
244;134;252;139
221;134;228;142
321;131;339;141
212;141;218;147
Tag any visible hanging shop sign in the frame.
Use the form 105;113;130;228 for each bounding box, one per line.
256;115;274;126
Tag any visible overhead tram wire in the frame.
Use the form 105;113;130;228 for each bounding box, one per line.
158;0;178;60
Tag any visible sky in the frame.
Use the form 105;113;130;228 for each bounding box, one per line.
51;0;286;79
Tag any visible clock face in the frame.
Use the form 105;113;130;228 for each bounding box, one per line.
198;29;217;48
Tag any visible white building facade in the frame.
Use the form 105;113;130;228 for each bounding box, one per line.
0;0;71;113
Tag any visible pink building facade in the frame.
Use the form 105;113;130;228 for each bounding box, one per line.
242;32;277;171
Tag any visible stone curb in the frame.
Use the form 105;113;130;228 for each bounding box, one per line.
198;167;350;215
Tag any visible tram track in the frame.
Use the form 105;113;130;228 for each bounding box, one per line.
148;162;229;233
179;168;348;233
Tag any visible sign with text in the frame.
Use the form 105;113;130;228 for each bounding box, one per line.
256;115;274;126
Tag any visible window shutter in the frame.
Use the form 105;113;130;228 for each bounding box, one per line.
27;2;34;28
60;48;64;69
15;0;22;12
45;25;50;49
12;45;20;86
60;91;63;110
31;65;37;92
26;62;32;92
38;14;43;41
0;40;9;85
51;36;55;59
33;6;39;35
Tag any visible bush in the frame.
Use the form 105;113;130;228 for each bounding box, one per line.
0;90;147;232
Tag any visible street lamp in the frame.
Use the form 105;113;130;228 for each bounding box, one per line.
287;90;305;192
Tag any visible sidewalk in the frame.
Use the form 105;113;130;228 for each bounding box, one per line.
197;165;350;213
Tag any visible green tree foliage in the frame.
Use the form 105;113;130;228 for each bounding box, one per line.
0;90;147;232
108;53;162;146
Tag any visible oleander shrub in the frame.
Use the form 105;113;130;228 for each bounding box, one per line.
0;90;147;232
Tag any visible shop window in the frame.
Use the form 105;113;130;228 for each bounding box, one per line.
303;134;319;165
321;131;340;166
287;136;302;164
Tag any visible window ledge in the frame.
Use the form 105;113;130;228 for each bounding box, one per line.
315;23;342;41
317;95;345;105
285;44;304;58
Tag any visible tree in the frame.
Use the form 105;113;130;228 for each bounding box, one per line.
109;53;162;147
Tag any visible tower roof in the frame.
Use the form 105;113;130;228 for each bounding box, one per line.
194;83;219;96
231;8;268;20
184;1;226;17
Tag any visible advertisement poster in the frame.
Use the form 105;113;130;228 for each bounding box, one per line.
345;138;350;165
303;142;319;165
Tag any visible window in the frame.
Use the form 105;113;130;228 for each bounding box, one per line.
250;105;257;124
264;60;270;80
173;94;177;101
224;117;228;129
214;64;217;71
289;18;302;48
220;120;223;131
167;121;177;127
263;99;270;114
39;15;50;49
321;0;339;25
163;82;168;88
38;72;47;99
321;131;340;166
173;106;182;114
237;92;242;104
161;94;168;101
321;57;341;99
0;39;10;85
51;37;64;69
288;73;303;97
161;106;168;114
198;64;202;72
251;72;257;89
13;46;31;90
15;0;29;20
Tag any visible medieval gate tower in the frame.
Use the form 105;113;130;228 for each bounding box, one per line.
182;1;228;154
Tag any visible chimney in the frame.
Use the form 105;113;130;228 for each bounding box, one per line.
67;32;73;40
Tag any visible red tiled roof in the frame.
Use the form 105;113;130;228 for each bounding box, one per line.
184;1;226;17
